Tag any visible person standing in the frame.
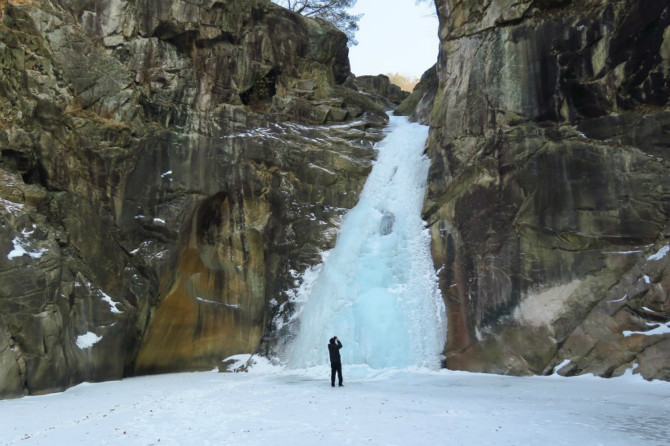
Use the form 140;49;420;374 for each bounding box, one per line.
328;336;343;387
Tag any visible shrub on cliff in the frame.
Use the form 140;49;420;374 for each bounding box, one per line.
272;0;361;45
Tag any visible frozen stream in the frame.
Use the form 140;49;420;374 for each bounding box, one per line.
285;115;446;369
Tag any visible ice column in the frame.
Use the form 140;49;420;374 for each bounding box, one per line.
286;115;447;369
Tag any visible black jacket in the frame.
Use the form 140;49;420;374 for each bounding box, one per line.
328;339;342;365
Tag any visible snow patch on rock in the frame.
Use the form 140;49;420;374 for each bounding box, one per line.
76;332;103;349
514;280;581;327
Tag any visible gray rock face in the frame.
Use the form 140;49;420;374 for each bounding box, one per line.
395;64;437;124
0;0;386;397
352;74;410;110
426;0;670;379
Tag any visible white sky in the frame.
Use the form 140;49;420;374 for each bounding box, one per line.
348;0;439;79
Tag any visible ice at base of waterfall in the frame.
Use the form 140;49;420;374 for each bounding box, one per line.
1;361;668;446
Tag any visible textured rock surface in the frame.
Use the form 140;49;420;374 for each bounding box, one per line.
426;0;670;379
352;74;409;110
395;64;437;124
0;0;386;397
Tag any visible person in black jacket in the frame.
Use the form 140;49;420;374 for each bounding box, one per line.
328;336;343;387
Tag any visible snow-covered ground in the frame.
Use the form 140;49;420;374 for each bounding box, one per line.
1;359;669;446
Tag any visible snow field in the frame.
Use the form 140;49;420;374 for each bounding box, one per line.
1;365;668;446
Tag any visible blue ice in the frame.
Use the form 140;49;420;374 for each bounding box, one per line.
286;115;447;370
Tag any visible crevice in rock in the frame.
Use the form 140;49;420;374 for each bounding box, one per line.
240;68;278;109
154;22;199;55
196;191;228;246
1;149;32;175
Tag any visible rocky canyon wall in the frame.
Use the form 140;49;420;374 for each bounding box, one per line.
426;0;670;379
0;0;387;397
3;0;668;400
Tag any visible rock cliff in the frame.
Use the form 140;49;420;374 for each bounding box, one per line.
352;74;410;110
3;0;668;398
0;0;387;397
395;64;437;124
426;0;670;379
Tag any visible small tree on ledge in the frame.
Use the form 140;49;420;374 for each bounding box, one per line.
272;0;361;45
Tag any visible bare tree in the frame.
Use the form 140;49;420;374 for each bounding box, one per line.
415;0;438;17
273;0;361;45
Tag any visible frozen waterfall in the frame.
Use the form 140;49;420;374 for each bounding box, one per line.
285;115;447;370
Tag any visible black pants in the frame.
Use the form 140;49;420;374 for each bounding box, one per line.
331;363;343;386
